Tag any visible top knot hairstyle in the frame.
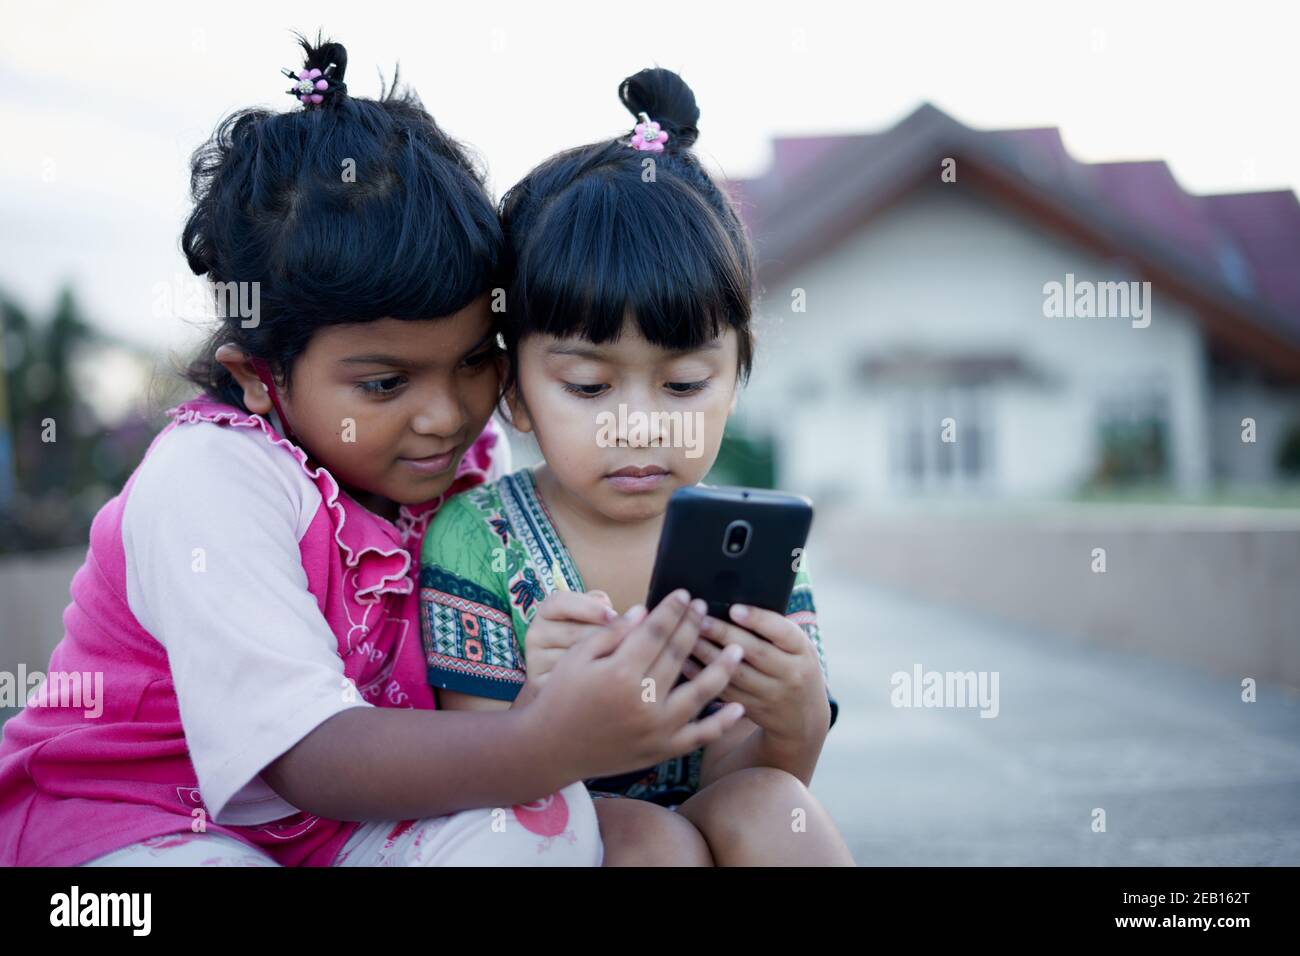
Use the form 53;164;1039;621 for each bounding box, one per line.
281;36;348;106
182;33;504;411
498;67;755;388
620;69;699;151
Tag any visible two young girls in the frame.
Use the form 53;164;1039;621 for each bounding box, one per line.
0;37;748;867
420;69;851;865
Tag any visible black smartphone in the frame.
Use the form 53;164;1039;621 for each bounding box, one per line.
646;485;813;619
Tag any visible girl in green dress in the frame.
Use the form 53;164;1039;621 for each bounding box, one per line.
419;68;851;866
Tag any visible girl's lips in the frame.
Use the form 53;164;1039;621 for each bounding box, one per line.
399;448;457;475
605;469;670;492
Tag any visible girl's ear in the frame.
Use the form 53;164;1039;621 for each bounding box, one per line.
215;344;274;415
505;384;534;434
728;387;740;416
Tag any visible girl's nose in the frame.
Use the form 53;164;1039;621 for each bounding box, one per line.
410;385;466;437
620;388;667;447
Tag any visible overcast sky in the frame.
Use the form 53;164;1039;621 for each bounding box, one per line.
2;0;1296;357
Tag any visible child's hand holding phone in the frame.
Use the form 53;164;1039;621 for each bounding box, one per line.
685;605;831;746
645;484;828;743
523;589;617;688
532;590;748;781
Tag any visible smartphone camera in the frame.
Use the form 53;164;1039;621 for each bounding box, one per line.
723;520;752;557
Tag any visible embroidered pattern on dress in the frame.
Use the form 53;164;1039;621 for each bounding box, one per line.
421;563;525;698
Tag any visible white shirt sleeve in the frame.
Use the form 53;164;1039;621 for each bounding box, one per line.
123;422;372;825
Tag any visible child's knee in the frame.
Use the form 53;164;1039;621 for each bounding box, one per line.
678;767;855;865
686;767;815;846
724;766;810;811
595;796;712;866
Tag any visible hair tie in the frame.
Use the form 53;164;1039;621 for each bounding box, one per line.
281;62;346;107
629;112;669;152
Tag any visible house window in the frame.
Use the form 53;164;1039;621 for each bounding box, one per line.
1093;386;1170;484
890;385;992;491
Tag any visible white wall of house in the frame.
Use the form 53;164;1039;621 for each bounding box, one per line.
1210;382;1300;484
736;181;1215;503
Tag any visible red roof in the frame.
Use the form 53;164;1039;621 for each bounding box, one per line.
734;104;1300;370
1203;190;1300;317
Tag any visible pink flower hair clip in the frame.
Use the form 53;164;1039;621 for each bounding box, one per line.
281;62;345;107
629;112;669;152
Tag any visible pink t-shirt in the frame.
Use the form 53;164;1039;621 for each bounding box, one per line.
0;395;509;866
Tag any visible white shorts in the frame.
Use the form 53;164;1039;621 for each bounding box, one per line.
81;780;602;867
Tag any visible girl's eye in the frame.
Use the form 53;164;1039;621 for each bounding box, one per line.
665;380;709;395
562;382;608;398
358;375;407;396
461;345;501;370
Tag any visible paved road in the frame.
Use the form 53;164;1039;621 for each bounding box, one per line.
6;575;1298;866
811;577;1300;865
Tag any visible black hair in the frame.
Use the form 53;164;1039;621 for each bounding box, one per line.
182;32;504;410
498;67;755;392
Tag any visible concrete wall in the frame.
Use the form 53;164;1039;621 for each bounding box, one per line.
0;547;82;678
810;504;1300;689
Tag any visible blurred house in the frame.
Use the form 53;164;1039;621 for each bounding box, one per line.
730;104;1300;503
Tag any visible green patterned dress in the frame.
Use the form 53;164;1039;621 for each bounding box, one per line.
418;467;838;807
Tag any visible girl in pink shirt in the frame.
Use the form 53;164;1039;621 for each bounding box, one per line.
0;34;746;867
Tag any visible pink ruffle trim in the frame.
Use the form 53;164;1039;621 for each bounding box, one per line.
164;396;498;604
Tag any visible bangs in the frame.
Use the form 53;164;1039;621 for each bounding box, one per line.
512;169;749;352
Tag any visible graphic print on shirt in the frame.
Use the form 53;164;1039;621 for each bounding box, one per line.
513;791;579;854
352;615;415;708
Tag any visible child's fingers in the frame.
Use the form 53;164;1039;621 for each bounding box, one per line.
697;616;782;675
616;590;691;670
726;604;807;654
648;597;707;690
680;659;762;713
688;637;770;695
574;603;645;661
531;622;607;651
585;589;614;609
665;701;746;755
538;591;619;625
666;640;742;725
